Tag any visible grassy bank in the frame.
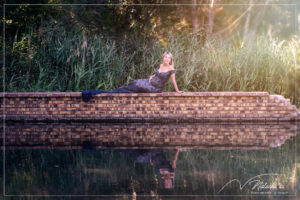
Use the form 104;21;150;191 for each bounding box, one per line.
4;27;300;107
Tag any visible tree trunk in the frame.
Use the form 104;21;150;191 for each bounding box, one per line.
176;0;185;21
207;0;215;37
192;0;199;38
250;0;270;41
243;0;253;43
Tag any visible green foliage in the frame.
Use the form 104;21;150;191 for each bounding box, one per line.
4;21;300;108
163;31;300;107
2;1;300;108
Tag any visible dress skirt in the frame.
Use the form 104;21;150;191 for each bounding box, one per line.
82;78;163;102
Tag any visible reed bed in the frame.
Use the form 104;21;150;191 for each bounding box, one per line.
4;27;300;107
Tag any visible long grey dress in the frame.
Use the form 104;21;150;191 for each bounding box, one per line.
82;67;176;102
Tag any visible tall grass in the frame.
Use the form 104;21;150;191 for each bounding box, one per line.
4;26;300;107
163;32;300;108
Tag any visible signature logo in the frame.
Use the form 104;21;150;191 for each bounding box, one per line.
218;173;286;194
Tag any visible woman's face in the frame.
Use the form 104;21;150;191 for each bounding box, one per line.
163;54;172;65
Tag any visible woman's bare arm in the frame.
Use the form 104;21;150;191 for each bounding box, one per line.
170;73;184;93
170;74;179;91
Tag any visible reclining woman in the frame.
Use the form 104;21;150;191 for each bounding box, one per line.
82;51;184;102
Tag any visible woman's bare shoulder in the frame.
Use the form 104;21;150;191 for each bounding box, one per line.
159;64;175;71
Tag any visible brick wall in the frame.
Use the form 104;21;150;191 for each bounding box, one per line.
3;122;297;149
1;92;300;122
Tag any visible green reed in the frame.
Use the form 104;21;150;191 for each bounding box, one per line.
4;26;300;107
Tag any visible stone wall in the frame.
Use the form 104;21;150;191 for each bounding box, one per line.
1;92;300;122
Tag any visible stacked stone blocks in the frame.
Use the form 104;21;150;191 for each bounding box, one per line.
1;92;299;122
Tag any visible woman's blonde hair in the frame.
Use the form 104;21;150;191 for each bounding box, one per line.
162;51;173;65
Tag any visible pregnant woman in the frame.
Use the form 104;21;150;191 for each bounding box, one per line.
82;51;184;102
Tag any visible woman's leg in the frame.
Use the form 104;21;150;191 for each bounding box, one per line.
82;89;107;102
82;81;139;102
135;79;163;93
82;78;165;102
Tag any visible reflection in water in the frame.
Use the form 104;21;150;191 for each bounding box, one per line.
1;121;299;198
118;148;179;189
85;148;185;189
2;122;299;149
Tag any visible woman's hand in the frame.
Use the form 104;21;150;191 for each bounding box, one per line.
178;147;187;152
176;90;184;93
149;75;155;82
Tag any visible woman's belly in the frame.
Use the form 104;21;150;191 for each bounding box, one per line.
149;76;163;89
135;79;162;92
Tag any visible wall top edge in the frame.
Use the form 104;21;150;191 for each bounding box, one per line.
1;91;270;97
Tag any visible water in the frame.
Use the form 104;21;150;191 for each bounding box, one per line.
1;121;299;199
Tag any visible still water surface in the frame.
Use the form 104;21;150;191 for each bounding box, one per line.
1;121;299;199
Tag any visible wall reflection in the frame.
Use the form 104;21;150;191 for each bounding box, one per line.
2;122;298;196
2;121;299;149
